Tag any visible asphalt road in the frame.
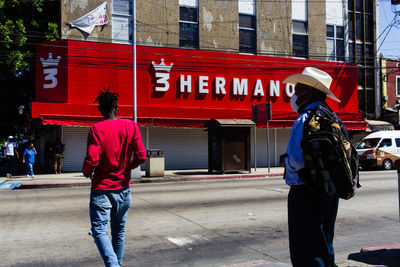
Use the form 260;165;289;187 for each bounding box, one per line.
0;171;399;267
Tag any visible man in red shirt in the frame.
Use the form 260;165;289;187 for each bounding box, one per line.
82;89;146;267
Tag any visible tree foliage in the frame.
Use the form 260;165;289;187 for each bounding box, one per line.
0;0;59;138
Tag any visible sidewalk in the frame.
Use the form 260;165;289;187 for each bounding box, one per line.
0;167;285;189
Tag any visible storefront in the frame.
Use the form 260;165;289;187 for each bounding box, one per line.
32;40;366;171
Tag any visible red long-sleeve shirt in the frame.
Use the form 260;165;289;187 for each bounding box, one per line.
82;119;146;190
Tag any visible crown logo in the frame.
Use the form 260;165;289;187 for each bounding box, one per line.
152;59;173;72
40;53;61;67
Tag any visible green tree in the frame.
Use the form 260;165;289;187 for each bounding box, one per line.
0;0;59;139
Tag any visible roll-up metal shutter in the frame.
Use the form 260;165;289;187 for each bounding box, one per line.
250;128;291;167
142;126;208;170
61;125;289;171
62;126;90;172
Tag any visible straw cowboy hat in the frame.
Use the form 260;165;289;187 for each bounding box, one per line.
283;67;341;102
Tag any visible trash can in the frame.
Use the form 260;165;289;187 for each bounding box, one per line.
145;149;165;177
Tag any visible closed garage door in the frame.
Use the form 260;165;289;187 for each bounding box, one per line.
62;126;89;172
143;126;208;170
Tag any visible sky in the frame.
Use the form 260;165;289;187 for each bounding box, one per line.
378;0;400;59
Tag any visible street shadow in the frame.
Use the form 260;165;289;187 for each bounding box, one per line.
348;249;400;267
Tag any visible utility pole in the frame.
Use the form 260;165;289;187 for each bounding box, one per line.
132;0;137;122
131;0;141;179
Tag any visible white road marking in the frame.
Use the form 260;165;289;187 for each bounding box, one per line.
167;237;193;247
167;234;209;247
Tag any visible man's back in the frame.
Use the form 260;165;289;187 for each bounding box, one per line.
83;118;146;190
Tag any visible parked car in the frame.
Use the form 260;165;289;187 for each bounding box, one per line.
356;130;400;170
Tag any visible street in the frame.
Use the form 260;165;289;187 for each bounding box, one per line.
1;171;399;267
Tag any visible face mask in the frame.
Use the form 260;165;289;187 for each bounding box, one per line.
290;94;299;113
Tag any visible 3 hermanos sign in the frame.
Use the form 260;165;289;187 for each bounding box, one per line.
151;58;296;99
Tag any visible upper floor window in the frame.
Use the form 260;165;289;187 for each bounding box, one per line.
348;0;373;42
327;25;344;61
239;0;256;54
239;14;256;54
292;21;308;59
396;76;400;97
112;0;133;43
179;5;199;49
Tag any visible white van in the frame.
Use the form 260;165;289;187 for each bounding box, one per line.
356;130;400;170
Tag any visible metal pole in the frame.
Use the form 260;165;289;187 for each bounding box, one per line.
146;125;150;149
267;121;270;173
132;0;137;122
131;0;141;179
398;169;400;222
254;124;257;172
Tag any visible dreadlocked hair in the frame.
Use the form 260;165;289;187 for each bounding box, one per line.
95;88;120;114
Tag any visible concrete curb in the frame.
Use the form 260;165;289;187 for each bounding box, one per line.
15;172;284;189
361;242;400;252
139;172;282;183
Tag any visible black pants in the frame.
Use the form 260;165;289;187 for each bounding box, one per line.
6;156;15;175
288;185;339;267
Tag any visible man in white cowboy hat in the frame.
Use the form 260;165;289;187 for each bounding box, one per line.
280;67;342;267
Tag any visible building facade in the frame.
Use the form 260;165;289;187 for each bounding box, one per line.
381;58;400;128
31;0;374;172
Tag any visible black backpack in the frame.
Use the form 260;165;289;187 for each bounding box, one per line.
299;104;360;200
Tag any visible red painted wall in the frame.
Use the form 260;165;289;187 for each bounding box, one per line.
33;40;362;126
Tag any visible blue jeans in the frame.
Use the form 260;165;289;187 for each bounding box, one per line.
90;188;131;267
26;163;34;176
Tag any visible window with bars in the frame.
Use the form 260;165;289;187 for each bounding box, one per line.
179;6;199;49
292;21;308;59
327;25;344;61
348;0;375;116
239;14;256;54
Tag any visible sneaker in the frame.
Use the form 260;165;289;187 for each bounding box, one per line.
31;175;35;178
26;174;31;177
6;173;11;177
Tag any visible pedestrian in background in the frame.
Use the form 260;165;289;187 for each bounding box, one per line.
23;142;37;178
280;67;342;267
3;136;19;177
82;88;146;267
53;137;65;174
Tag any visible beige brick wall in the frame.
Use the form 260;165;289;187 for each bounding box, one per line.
257;1;291;57
308;0;326;60
61;0;112;42
199;0;238;52
59;0;327;61
136;0;179;47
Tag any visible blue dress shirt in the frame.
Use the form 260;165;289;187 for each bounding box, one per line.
284;100;327;186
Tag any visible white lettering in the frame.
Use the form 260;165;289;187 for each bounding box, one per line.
253;79;264;96
269;80;280;97
285;83;295;97
180;75;192;93
40;53;61;89
43;68;58;89
199;76;209;94
233;78;248;95
215;77;226;94
155;72;170;92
